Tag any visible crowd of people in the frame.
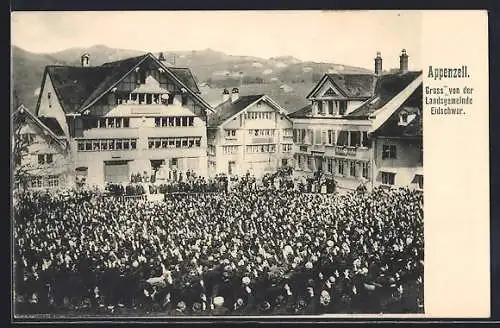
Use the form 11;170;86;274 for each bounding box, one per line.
14;181;424;316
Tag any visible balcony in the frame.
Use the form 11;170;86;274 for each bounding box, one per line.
335;145;371;160
252;137;275;144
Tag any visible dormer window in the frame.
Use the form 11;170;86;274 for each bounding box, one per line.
398;109;417;126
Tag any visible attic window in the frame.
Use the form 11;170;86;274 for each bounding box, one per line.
401;113;408;123
47;92;52;108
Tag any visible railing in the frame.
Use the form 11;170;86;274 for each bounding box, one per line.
335;145;362;156
252;137;275;144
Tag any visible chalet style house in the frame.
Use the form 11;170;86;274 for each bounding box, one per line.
34;52;213;186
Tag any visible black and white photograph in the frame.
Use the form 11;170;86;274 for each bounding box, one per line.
11;11;425;317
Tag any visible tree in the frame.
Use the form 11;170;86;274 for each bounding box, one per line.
12;110;32;190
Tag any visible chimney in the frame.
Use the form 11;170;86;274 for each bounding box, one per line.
158;52;166;62
222;88;230;102
231;88;239;102
374;51;382;75
81;53;90;67
399;49;409;73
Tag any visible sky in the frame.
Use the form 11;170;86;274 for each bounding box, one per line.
11;11;422;70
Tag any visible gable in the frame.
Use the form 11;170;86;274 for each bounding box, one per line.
311;79;346;99
81;53;210;113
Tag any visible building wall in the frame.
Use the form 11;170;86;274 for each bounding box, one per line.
17;120;72;190
37;74;70;137
210;99;294;177
291;117;372;190
373;136;423;189
73;108;208;185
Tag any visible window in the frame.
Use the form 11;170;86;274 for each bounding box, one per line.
188;117;194;126
327;130;335;145
47;92;52;108
182;117;188;127
401;113;408;123
38;154;53;165
381;172;395;185
31;177;43;188
181;93;189;106
282;144;292;152
382;145;397;159
339;101;347;115
338;160;345;175
362;162;369;179
317;101;324;115
175;117;181;126
361;131;369;147
155;117;161;127
45;175;59;188
415;174;424;189
123;118;130;128
337;130;349;146
350;131;361;147
328;101;334;115
327;158;334;173
224;145;239;154
283;129;293;137
350;161;357;177
225;129;236;138
307;156;314;171
21;133;34;145
297;155;303;169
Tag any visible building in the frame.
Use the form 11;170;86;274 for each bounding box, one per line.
207;88;294;177
369;78;423;190
289;49;422;191
34;52;213;186
12;105;72;190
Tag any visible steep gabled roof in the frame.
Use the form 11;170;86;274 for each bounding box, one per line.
371;85;423;138
347;71;422;119
13;105;67;148
38;116;65;136
307;73;377;99
208;95;264;127
168;67;201;94
37;53;212;115
43;65;113;114
79;54;150;110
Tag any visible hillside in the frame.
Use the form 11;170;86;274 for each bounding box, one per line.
11;44;372;112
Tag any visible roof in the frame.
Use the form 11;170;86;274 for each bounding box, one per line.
307;73;377;99
13;105;67;148
288;104;312;119
80;54;150;110
38;116;65;136
168;68;200;93
371;85;423;138
347;71;422;119
43;65;113;114
208;95;264;127
38;53;209;115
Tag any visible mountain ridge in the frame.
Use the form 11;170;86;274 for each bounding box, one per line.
11;44;373;113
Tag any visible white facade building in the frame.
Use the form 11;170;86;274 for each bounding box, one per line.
207;88;294;177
